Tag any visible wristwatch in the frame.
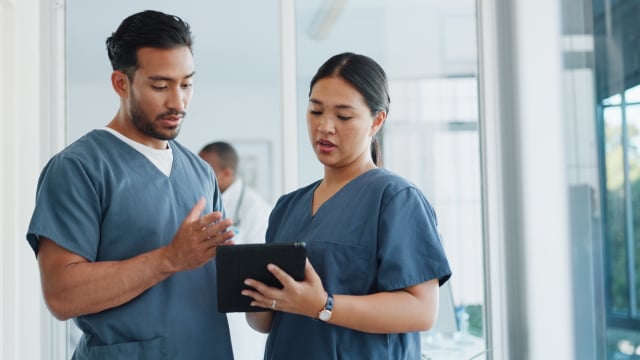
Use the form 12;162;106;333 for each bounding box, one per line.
318;293;334;322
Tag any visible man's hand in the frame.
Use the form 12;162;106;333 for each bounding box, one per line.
163;198;235;272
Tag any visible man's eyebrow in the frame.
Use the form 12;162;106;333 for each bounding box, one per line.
147;71;196;82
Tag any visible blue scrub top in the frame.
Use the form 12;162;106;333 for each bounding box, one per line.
27;130;233;360
264;168;451;360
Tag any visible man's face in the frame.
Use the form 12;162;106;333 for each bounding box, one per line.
125;46;194;147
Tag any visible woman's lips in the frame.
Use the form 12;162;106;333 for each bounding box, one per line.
317;139;335;153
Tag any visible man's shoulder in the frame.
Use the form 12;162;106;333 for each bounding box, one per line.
53;129;116;161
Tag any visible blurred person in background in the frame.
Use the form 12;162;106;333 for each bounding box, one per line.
200;140;271;360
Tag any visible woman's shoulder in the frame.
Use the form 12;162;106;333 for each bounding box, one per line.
366;168;417;192
366;168;437;209
270;180;322;215
276;180;320;204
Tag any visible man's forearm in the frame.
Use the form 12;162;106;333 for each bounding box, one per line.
40;244;175;320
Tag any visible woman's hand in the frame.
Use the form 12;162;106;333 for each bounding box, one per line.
242;258;327;319
243;258;440;333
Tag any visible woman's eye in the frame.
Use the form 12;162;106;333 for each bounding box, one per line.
338;115;352;121
181;83;193;89
310;110;322;115
152;85;168;90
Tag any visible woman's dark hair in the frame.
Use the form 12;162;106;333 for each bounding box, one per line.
106;10;193;80
309;52;390;166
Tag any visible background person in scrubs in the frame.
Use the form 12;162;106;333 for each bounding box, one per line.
26;10;235;359
199;141;272;246
244;52;452;359
199;141;271;360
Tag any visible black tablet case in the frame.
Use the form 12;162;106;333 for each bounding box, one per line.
216;242;307;313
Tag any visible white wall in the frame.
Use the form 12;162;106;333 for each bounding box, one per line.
1;0;66;359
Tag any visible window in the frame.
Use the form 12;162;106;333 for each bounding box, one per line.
600;86;640;356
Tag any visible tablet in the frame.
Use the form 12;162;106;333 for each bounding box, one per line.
216;242;307;313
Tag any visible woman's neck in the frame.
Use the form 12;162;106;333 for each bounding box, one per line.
322;160;377;189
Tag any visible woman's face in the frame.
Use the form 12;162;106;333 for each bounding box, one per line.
307;76;385;170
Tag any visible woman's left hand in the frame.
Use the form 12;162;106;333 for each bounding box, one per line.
242;258;328;318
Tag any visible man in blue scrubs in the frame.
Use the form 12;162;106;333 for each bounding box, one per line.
26;10;235;359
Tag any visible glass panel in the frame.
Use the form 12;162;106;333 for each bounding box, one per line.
295;1;486;359
603;105;630;315
627;105;640;317
625;85;640;103
593;0;640;344
565;0;640;354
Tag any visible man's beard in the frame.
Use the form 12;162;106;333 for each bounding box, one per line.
129;93;185;141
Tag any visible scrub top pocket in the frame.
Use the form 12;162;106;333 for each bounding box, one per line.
306;239;373;294
83;337;165;360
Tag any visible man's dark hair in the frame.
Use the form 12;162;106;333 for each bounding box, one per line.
106;10;193;80
200;141;239;171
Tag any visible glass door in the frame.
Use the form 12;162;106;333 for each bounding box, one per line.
294;1;487;358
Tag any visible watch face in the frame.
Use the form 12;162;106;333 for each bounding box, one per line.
319;309;332;321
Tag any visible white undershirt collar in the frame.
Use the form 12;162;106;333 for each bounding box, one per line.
103;127;174;176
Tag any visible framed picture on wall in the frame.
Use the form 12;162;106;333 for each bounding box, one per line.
233;140;272;202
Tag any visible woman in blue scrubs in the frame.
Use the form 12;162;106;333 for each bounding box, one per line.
244;52;451;359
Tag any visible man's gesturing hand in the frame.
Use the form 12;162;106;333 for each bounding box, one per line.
164;198;234;272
